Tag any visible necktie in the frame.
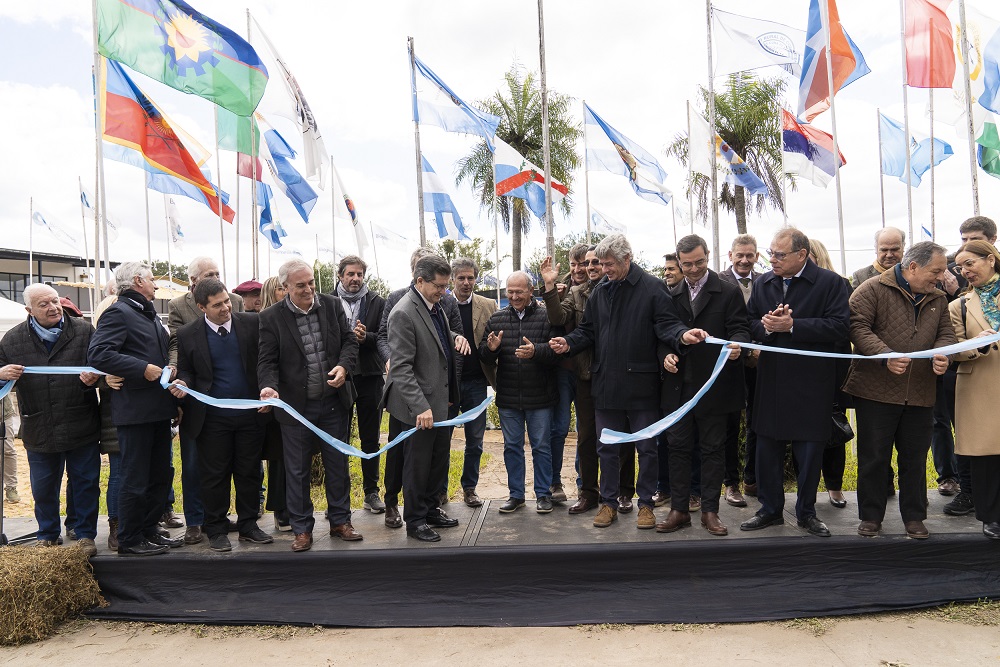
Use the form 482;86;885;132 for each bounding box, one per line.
219;327;228;337
782;278;792;296
738;277;751;288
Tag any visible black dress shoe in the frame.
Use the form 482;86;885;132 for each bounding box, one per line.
209;534;232;552
118;539;169;557
146;532;184;548
426;509;459;528
828;491;848;509
798;516;831;537
384;505;403;529
740;512;784;531
406;524;441;542
239;527;274;544
984;522;1000;540
498;498;525;513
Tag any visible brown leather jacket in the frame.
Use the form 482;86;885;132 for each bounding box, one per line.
542;280;596;381
842;267;957;407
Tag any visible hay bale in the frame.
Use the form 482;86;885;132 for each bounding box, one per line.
0;545;106;646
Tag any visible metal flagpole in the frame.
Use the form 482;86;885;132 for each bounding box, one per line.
929;89;936;241
90;62;102;317
408;37;427;246
235;155;240;283
78;176;95;315
212;106;228;284
780;129;788;225
877;107;887;228
247;12;260;277
494;208;501;306
538;0;555;258
706;0;720;271
143;174;152;265
582;100;592;243
163;195;173;287
28;197;33;283
686;101;695;235
898;0;914;246
368;221;382;279
330;156;337;259
958;0;981;215
822;0;848;275
670;202;678;249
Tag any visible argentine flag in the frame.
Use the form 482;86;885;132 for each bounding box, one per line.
422;156;470;241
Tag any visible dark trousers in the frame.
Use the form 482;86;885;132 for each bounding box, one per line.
198;409;265;537
280;398;351;534
970;455;1000;524
27;442;100;541
724;365;758;486
659;433;702;496
822;444;846;491
855;397;932;523
575;378;600;502
177;430;204;526
594;408;660;509
352;374;385;496
402;425;451;529
264;421;286;513
383;415;407;507
667;412;727;514
117;421;174;548
619;443;636;498
756;434;824;521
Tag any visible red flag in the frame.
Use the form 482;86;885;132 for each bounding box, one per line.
905;0;956;88
237;153;263;181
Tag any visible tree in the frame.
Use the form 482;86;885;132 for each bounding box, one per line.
523;232;605;284
429;237;507;291
314;260;391;298
667;72;789;235
456;63;581;271
150;260;189;284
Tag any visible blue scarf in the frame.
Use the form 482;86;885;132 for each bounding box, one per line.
29;316;63;348
974;274;1000;330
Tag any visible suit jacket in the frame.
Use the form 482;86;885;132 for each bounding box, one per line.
167;291;244;366
469;293;498;388
88;294;176;426
746;259;850;442
257;294;358;423
175;312;266;439
719;267;761;304
382;288;459;425
378;284;463;366
661;270;750;415
345;291;387;377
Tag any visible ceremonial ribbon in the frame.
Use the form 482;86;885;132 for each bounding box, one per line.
599;332;1000;445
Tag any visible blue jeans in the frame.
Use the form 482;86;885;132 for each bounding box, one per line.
498;407;553;500
458;376;489;491
178;432;204;526
27;442;100;541
107;451;121;519
549;367;575;486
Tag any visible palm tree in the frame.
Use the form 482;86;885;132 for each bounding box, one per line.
668;72;789;235
456;64;580;271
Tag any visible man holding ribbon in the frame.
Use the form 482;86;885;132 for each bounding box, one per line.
0;284;101;555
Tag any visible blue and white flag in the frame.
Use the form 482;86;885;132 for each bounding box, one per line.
164;195;184;250
411;54;500;151
31;204;77;249
260;122;318;224
584;103;671;206
79;183;121;242
422;155;470;241
879;112;954;187
256;183;288;249
590;207;627;235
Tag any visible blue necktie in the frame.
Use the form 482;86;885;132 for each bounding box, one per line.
782;278;792;296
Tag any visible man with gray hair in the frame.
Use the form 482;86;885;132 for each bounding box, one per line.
164;256;245;543
550;234;707;530
89;262;182;556
259;259;360;552
843;241;957;539
851;227;906;290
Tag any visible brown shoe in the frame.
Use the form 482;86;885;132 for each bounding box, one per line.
724;485;747;508
183;525;204;545
651;490;669;507
617;496;634;513
330;523;363;541
463;488;483;508
159;510;183;529
904;520;930;539
701;511;728;536
688;495;702;512
937;479;959;496
637;506;656;530
858;520;881;537
568;496;598;514
107;518;119;551
291;532;313;552
655;509;692;533
593;504;617;528
743;482;758;497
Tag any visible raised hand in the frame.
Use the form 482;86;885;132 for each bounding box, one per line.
487;329;504;351
540;256;560;289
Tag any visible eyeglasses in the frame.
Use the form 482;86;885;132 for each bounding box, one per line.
427;280;449;292
587;259;601;266
766;249;802;261
679;258;709;270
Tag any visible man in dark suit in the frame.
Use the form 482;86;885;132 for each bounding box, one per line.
741;228;850;537
89;261;183;556
657;235;750;537
334;255;387;515
258;259;360;552
719;234;762;505
169;279;273;552
383;255;471;542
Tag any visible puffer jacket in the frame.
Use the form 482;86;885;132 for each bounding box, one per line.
479;300;558;410
542;279;598;380
842;266;957;407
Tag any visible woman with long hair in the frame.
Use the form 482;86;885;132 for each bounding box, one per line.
259;276;287;311
949;240;1000;539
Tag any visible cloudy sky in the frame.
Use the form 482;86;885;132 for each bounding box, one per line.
1;0;998;289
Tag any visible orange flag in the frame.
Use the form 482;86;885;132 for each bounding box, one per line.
905;0;956;88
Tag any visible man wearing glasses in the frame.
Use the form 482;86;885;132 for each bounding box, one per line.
741;228;850;538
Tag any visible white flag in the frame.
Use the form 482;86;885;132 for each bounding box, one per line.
164;196;184;250
31;203;78;249
80;184;121;242
331;161;369;256
590;208;627;236
713;9;806;77
370;222;412;253
945;3;998;136
688;103;715;178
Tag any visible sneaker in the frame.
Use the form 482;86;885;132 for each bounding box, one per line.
66;528;78;541
550;484;568;503
239;527;274;544
363;492;386;514
5;487;19;503
33;539;58;548
77;538;98;557
498;497;525;513
209;534;232;552
637;506;656;530
689;495;702;512
943;492;975;516
593;504;618;528
536;496;553;513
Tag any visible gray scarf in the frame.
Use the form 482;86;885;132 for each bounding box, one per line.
336;282;368;323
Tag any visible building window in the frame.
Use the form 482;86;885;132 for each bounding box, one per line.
0;273;67;304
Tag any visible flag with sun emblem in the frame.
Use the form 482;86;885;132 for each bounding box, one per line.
97;0;268;116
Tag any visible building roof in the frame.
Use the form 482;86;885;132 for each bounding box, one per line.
0;248;120;267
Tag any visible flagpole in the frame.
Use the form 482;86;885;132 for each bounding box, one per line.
235;157;240;283
929;87;936;242
330;155;337;259
143;175;152;265
247;12;260;278
538;0;555;258
686;101;695;235
898;0;915;246
408;37;427;247
368;221;382;279
212;106;228;284
670;202;678;249
78;177;95;315
958;0;981;216
494;208;501;307
163;195;173;288
821;0;848;275
90;62;102;318
582;99;592;244
705;0;721;272
780;125;788;225
28;197;33;284
877;107;887;228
